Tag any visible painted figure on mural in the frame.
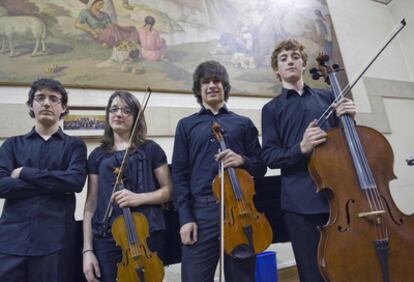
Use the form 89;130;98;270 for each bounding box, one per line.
138;16;167;61
314;9;333;61
75;0;139;47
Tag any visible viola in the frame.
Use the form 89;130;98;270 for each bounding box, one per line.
111;176;164;282
309;53;414;282
100;88;164;282
211;122;273;259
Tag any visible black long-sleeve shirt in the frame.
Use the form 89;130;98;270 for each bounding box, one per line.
261;86;339;214
172;106;267;227
0;128;87;255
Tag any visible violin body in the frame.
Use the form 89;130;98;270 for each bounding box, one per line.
309;125;414;281
112;211;164;282
212;168;273;258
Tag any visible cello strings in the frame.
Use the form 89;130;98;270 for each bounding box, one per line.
317;19;406;127
343;115;382;211
347;116;384;211
328;72;376;211
328;69;386;213
344;116;388;240
342;116;375;211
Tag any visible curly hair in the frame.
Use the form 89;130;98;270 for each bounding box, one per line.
270;38;308;80
192;60;231;104
26;78;69;119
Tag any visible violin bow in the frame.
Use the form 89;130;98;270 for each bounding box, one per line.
317;18;406;127
100;87;152;235
218;147;225;282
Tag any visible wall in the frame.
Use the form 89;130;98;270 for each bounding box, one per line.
1;0;413;270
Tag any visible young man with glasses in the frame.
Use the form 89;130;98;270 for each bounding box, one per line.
0;78;87;282
172;60;267;281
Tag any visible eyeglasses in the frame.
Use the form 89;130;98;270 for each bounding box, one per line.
109;107;133;115
33;94;62;105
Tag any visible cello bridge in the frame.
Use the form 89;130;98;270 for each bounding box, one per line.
358;210;385;218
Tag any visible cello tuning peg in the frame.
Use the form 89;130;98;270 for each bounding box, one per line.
312;73;321;80
310;67;318;74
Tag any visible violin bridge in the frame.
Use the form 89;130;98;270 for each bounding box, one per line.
358;210;385;218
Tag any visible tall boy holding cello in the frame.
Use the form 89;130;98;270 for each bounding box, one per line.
261;39;356;281
172;60;267;282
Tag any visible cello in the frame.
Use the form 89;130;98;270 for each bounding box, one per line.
308;20;414;282
101;88;164;282
211;122;273;259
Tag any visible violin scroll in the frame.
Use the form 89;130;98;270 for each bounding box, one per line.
212;122;224;143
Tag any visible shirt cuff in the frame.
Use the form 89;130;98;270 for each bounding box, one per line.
178;206;195;227
241;156;253;174
20;167;38;182
291;143;309;159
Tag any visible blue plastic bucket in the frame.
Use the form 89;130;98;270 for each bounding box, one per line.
255;251;278;282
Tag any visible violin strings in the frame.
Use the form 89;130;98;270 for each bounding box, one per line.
219;139;249;215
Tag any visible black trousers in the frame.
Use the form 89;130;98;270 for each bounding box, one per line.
0;249;72;282
181;196;255;282
284;211;329;282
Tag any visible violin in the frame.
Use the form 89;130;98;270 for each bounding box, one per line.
211;122;273;259
111;172;164;282
308;49;414;281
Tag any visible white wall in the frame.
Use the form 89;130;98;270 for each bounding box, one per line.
1;0;413;270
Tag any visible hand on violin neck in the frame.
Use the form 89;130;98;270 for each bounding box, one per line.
214;149;245;169
112;189;144;208
300;120;327;154
180;222;198;245
333;97;356;118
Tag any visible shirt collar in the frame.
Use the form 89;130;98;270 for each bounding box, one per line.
24;126;65;140
198;104;229;115
281;84;312;99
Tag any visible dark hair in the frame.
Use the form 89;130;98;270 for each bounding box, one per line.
26;78;69;119
192;60;231;104
144;16;155;27
101;90;147;152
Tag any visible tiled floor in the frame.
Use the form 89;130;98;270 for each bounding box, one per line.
163;263;299;282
